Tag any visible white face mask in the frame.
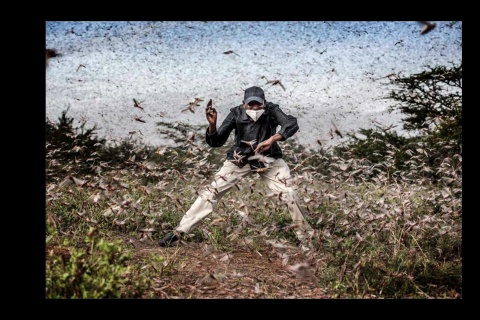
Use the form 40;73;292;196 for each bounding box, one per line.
246;109;265;122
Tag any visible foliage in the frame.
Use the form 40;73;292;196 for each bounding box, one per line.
46;108;106;180
386;63;462;158
46;233;152;298
332;63;462;184
45;64;462;298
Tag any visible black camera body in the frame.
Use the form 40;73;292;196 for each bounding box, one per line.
248;158;268;172
227;142;268;172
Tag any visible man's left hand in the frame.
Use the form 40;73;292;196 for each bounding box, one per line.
254;133;284;154
254;138;273;154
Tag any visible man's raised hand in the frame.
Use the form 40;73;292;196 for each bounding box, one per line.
206;99;217;125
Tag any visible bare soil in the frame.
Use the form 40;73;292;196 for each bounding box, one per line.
129;238;332;299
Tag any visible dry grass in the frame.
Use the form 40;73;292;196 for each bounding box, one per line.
46;121;462;299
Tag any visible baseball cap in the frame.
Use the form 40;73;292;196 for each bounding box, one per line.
244;86;265;104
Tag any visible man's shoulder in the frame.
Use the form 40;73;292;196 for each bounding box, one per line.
229;105;244;114
266;102;280;114
266;101;279;109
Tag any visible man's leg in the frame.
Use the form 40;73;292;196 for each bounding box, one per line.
259;158;314;241
175;160;251;234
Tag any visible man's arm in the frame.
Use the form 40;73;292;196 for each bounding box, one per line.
254;104;299;154
208;123;216;134
269;104;299;141
254;132;283;154
205;110;236;147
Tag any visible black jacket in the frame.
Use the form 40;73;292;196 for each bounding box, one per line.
205;102;299;160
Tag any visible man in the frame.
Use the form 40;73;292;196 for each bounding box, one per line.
159;86;314;247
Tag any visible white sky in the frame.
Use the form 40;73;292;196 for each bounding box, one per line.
46;21;462;148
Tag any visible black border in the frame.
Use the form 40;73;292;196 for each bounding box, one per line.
36;10;465;313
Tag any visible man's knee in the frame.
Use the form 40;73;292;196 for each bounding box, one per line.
200;189;218;202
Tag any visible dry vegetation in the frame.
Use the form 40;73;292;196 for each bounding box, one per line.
45;113;461;299
46;63;461;299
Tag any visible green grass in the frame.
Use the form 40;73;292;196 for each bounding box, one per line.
45;114;462;298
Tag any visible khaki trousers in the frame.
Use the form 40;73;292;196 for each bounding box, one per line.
176;158;313;241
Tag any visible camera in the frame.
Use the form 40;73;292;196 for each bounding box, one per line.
248;158;268;172
227;140;272;172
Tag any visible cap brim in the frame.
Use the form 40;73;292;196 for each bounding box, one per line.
244;96;264;104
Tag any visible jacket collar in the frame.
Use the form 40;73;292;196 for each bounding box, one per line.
240;105;250;121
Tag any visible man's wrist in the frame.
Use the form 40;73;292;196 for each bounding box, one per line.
270;133;283;142
208;125;217;135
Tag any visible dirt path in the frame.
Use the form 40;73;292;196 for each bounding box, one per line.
130;239;331;299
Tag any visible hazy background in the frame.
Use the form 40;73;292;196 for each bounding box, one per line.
45;21;462;148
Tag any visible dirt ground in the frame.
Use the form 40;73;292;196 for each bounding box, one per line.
129;238;332;299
